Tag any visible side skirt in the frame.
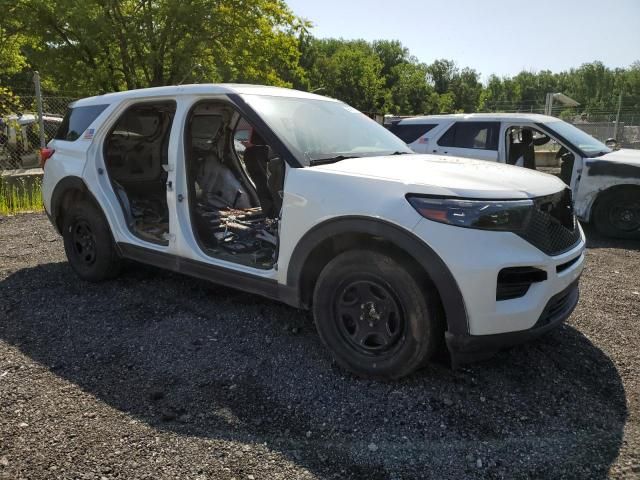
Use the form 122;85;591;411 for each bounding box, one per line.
117;242;290;304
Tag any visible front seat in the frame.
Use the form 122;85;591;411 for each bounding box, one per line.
520;129;536;170
243;130;275;216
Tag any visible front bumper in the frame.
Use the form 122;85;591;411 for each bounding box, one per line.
412;218;585;336
445;279;580;365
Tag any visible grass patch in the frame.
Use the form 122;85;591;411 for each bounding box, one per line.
0;173;44;215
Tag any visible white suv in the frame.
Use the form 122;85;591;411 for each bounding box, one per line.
388;113;640;239
42;85;585;378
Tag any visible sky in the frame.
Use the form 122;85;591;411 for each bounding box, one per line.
286;0;640;80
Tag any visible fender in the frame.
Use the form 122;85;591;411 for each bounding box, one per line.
49;176;97;233
285;216;469;335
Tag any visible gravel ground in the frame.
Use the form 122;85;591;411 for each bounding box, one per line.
0;213;638;480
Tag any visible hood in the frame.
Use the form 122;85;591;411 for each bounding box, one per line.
593;148;640;167
309;154;566;199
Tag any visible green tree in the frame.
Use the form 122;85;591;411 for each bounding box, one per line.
427;59;458;94
314;44;384;111
14;0;307;95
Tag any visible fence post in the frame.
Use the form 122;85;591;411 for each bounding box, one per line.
33;71;46;149
613;92;622;140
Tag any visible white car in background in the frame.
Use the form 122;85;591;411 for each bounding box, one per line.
0;113;62;169
388;114;640;239
42;86;584;378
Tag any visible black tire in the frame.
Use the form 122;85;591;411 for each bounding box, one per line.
312;250;443;379
62;200;122;281
593;187;640;240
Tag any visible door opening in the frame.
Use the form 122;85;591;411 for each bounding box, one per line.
185;101;284;269
505;126;575;184
104;101;176;245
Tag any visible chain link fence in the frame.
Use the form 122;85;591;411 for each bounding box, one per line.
1;78;77;171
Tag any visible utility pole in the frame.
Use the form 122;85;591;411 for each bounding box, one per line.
33;71;46;148
613;91;623;140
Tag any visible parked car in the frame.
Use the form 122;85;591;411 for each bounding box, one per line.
388;113;640;239
42;85;584;378
0;113;62;169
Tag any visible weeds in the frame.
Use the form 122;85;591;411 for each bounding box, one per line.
0;174;44;215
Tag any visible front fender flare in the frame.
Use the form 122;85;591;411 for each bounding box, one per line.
285;216;469;336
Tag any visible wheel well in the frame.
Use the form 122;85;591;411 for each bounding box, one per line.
298;232;440;310
590;184;640;220
53;187;94;232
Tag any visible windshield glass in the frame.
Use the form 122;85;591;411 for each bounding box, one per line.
241;95;412;166
546;120;611;157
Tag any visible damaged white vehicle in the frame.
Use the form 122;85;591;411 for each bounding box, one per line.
389;114;640;239
42;86;585;379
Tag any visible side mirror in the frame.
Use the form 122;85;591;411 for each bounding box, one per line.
605;138;619;150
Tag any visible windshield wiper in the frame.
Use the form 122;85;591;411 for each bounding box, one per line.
309;155;359;166
390;151;412;155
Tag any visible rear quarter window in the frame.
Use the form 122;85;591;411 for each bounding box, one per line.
55;104;109;141
388;123;438;144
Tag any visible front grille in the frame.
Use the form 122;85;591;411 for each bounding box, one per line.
517;189;581;256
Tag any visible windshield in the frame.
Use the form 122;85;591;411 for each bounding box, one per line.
241;95;412;166
546;120;612;157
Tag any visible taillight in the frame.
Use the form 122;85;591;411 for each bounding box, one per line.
39;147;55;168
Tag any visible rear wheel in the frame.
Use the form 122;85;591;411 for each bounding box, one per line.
313;250;443;379
593;187;640;239
62;200;122;281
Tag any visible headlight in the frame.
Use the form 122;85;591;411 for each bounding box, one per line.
407;195;533;231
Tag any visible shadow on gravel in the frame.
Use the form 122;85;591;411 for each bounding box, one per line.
0;262;628;479
582;222;640;251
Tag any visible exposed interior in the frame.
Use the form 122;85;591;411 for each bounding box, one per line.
185;101;285;269
505;126;575;185
104;101;176;245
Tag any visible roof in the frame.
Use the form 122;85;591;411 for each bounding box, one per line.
397;112;559;124
72;84;338;107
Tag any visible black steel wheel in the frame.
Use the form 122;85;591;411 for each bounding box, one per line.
71;219;97;265
594;187;640;239
62;200;122;281
313;250;443;379
334;278;406;356
608;200;640;232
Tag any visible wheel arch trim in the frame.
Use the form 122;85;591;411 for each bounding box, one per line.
285;216;469;335
49;176;97;233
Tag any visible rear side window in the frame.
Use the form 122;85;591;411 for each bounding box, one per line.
388;123;437;144
438;121;500;150
55;104;109;141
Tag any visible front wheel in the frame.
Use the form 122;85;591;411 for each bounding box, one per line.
593;188;640;239
62;200;122;281
313;250;443;379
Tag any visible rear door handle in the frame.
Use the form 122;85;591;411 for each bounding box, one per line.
166;180;173;191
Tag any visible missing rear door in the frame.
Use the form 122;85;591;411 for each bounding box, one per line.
104;101;176;245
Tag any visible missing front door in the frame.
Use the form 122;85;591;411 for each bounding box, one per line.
185;101;284;269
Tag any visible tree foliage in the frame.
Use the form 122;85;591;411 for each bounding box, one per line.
0;2;638;116
4;0;307;95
